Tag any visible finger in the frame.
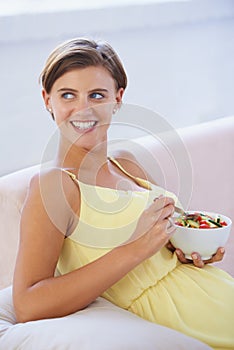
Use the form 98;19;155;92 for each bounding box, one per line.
191;252;205;268
165;217;176;236
175;248;191;263
153;218;174;240
204;247;225;264
151;196;175;212
153;194;164;201
151;201;175;222
166;241;176;252
212;247;225;262
147;201;175;225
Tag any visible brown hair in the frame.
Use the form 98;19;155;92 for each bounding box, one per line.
40;37;128;93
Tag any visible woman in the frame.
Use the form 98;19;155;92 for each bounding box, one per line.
13;37;234;349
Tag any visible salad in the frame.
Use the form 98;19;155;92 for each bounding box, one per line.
175;212;228;229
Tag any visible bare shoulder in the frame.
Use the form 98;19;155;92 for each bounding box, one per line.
110;149;157;184
110;149;144;176
27;167;80;235
30;167;79;204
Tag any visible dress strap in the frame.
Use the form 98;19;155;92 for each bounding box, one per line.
62;169;78;182
62;161;152;191
108;156;152;190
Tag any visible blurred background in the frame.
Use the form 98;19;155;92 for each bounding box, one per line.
0;0;234;175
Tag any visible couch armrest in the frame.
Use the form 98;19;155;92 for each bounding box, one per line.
0;191;21;289
0;165;40;289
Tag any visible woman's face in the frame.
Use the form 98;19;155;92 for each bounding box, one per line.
42;66;124;148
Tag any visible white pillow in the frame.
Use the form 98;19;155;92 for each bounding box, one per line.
0;287;16;339
0;287;211;350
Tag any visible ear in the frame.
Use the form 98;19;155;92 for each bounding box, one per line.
115;87;124;103
113;88;124;114
42;88;52;111
42;89;55;120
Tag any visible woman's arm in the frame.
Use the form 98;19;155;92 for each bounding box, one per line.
13;169;174;323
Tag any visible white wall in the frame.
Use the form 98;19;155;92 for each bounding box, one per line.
0;0;234;175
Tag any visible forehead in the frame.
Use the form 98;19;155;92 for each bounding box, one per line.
52;66;116;91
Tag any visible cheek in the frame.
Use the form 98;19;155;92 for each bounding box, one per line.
53;109;67;123
52;101;73;121
94;103;114;119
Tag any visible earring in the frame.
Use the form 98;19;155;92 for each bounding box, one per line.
46;107;55;120
113;108;117;114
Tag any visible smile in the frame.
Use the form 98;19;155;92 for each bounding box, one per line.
70;120;97;131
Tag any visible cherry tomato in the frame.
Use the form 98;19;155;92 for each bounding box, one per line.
199;223;210;229
220;221;227;226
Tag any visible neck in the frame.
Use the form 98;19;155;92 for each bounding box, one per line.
54;136;109;176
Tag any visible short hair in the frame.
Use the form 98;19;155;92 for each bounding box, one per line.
40;37;127;93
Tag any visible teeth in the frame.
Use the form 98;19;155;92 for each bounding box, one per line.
71;121;96;130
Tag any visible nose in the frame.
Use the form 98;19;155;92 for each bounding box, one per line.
74;96;91;115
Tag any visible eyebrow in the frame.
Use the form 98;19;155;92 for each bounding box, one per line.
57;88;77;92
57;88;109;93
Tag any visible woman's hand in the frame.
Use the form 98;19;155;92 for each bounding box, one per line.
129;196;176;260
166;241;225;268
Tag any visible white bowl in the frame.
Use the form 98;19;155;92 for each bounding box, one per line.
170;211;232;260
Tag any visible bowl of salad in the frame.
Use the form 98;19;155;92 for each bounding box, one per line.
170;211;232;260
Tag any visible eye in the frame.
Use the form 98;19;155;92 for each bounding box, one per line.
90;92;104;100
62;92;75;100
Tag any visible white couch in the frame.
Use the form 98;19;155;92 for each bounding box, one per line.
0;116;233;349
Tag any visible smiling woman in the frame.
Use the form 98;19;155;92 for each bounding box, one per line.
40;38;127;124
11;37;234;350
40;38;125;151
45;67;119;148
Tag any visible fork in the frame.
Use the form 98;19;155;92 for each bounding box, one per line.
174;206;187;217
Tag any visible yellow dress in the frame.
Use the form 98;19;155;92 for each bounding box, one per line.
57;158;234;350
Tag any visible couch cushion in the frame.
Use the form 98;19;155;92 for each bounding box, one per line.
0;287;211;350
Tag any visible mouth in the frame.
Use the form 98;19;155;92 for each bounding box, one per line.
70;120;98;132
